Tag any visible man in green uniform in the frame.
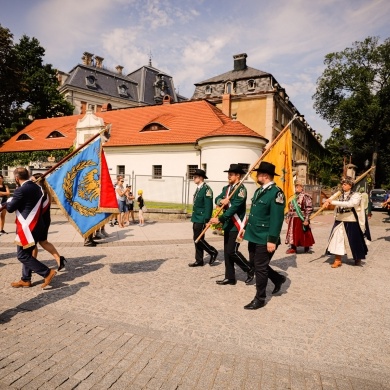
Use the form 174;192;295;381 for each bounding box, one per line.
188;169;218;267
209;164;254;285
243;161;287;310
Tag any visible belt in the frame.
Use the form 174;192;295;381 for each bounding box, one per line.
338;208;352;214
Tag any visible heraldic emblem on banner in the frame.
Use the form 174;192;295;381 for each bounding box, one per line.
46;137;118;238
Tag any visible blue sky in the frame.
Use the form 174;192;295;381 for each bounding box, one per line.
2;0;390;141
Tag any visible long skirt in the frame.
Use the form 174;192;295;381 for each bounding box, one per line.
285;217;315;247
326;221;368;260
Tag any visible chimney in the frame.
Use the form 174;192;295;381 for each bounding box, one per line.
95;56;104;68
115;65;124;75
233;53;247;71
82;52;94;66
222;94;231;117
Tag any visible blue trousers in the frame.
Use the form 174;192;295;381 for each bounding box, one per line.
17;245;50;282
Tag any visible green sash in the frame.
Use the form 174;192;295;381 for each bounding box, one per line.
292;196;308;231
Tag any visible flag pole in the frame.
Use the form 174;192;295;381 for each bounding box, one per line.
310;166;375;220
39;126;110;180
195;114;299;243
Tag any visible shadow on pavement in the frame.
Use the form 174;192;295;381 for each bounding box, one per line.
0;281;89;324
110;258;168;274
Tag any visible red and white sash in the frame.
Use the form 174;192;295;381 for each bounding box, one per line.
14;189;44;249
225;185;247;233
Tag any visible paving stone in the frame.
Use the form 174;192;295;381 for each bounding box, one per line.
0;212;389;389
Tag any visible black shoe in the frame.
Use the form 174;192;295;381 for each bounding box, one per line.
188;262;204;267
272;275;287;294
216;279;237;285
245;268;255;284
109;222;114;227
58;256;67;272
209;251;218;265
0;230;7;234
84;240;97;247
244;298;265;310
114;220;119;225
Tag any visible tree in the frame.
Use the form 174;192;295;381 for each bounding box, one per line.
0;25;23;135
0;24;74;142
313;36;390;187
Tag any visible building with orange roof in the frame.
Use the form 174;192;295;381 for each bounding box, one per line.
0;98;267;203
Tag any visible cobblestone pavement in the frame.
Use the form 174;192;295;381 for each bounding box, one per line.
1;211;390;389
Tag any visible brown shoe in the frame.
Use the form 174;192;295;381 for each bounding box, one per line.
11;280;32;288
41;269;57;289
331;259;342;268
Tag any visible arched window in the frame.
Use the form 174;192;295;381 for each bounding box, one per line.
247;79;255;90
16;133;32;141
47;131;65;138
141;122;169;132
225;81;233;94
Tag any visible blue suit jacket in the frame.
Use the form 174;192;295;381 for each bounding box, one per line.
4;180;46;242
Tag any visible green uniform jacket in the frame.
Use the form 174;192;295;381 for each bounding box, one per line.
244;183;285;245
215;184;247;232
191;183;214;224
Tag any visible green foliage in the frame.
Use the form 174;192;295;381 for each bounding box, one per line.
313;36;390;186
0;24;74;143
0;148;72;168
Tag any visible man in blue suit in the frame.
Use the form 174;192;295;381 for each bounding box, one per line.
1;167;56;288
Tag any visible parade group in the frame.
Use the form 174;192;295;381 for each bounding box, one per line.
2;162;372;310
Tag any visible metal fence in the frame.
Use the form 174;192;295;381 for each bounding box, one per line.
109;174;259;210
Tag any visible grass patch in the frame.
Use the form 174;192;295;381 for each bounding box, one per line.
144;201;192;212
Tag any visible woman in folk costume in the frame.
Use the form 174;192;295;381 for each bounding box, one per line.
285;180;315;254
323;176;368;267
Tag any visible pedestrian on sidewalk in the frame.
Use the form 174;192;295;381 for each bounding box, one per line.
323;176;368;267
285;180;315;254
243;162;287;310
1;167;56;288
137;190;146;226
0;174;10;235
116;177;129;228
125;185;136;224
209;164;254;286
31;173;67;271
188;169;218;267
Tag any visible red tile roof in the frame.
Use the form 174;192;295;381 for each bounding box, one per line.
0;100;266;153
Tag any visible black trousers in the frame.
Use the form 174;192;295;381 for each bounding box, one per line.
193;223;217;263
223;230;251;279
17;245;50;282
248;242;284;301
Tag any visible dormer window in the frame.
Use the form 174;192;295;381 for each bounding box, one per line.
16;133;32;141
118;84;128;97
85;75;97;88
47;131;65;139
141;122;169;132
248;79;255;90
205;85;212;95
225;81;233;94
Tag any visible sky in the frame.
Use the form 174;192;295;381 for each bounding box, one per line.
1;0;390;142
